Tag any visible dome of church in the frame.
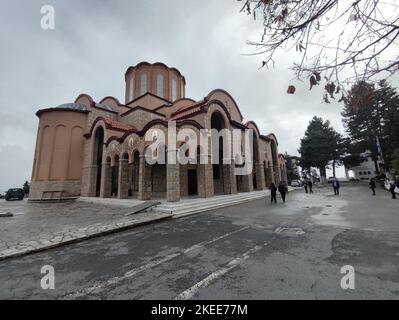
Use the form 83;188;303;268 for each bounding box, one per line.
56;103;88;111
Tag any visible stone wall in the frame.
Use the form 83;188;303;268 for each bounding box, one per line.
29;180;82;199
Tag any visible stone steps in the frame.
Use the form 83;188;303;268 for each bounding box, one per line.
153;190;270;217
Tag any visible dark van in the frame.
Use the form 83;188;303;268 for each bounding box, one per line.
5;188;24;201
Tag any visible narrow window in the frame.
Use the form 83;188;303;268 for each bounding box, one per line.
156;74;164;98
172;79;177;101
140;73;147;95
129;77;134;101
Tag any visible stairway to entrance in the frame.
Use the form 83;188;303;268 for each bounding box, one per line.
153;190;270;217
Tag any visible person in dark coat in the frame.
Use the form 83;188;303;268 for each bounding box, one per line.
304;180;308;193
269;183;277;204
307;180;313;193
389;179;397;199
332;179;340;195
278;181;288;203
369;178;376;196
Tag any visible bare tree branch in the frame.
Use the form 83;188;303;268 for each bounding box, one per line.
239;0;399;95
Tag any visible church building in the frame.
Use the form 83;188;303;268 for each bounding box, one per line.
30;62;287;202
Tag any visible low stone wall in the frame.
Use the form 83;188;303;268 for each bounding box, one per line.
29;180;82;199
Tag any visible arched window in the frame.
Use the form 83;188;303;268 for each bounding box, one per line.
172;79;177;101
129;77;134;101
156;74;164;98
140;73;147;95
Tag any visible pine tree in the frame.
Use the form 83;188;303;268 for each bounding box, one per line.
342;80;399;172
299;117;344;182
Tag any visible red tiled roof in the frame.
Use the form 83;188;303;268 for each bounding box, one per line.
172;100;207;119
103;117;137;132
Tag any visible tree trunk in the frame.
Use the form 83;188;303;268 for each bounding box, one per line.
344;166;349;181
332;160;336;178
320;165;327;184
374;160;380;174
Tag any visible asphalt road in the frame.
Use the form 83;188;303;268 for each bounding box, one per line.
0;183;398;299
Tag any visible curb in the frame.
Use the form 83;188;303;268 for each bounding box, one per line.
0;214;172;262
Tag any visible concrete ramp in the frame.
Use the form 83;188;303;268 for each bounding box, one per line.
125;201;161;216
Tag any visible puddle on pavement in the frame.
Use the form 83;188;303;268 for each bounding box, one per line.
311;200;354;228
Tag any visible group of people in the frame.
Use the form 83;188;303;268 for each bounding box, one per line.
328;177;397;199
268;176;397;204
369;178;397;199
269;181;288;204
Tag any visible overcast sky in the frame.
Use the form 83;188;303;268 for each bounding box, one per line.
0;0;397;191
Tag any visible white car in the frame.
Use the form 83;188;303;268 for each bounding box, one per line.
291;180;302;187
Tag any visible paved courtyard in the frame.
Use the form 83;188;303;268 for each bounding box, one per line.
0;182;398;299
0;199;170;259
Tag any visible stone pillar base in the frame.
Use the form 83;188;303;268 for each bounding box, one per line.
118;159;129;199
100;162;111;198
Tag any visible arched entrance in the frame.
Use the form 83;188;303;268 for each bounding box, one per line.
211;112;226;195
111;155;119;197
93;127;104;197
185;146;200;196
150;144;166;199
129;151;140;198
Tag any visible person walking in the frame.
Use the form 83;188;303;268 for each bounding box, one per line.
307;180;313;193
304;180;308;193
332;179;340;195
278;181;287;203
369;178;376;196
269;183;277;204
389;179;397;199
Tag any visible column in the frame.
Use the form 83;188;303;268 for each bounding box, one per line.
138;155;151;200
82;164;98;197
242;173;254;192
100;162;111;198
117;158;129;199
198;154;214;198
167;149;180;202
222;158;237;194
255;163;266;190
265;166;272;186
273;165;280;184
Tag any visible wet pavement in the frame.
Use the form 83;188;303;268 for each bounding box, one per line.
0;199;170;259
0;182;398;299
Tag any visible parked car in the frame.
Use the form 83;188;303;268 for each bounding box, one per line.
5;188;25;201
0;193;5;199
374;173;386;181
290;179;302;187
